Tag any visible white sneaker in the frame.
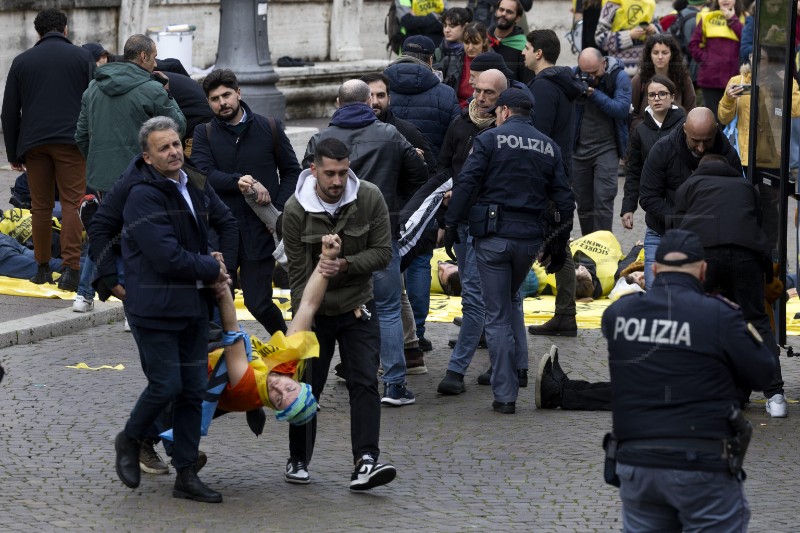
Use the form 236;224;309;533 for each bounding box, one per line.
766;393;788;418
124;318;131;332
72;295;94;313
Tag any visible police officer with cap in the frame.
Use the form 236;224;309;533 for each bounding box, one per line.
602;229;777;531
444;87;574;414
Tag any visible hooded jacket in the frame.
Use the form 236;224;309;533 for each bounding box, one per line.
191;100;301;261
75;61;187;192
529;65;584;177
120;157;238;328
673;157;772;255
383;57;460;158
622;106;686;216
304;103;428;236
688;12;744;89
2;32;94;163
572;56;632;159
282;170;392;316
639;124;742;235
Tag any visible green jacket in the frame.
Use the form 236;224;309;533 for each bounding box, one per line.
282;171;392;316
75;61;186;192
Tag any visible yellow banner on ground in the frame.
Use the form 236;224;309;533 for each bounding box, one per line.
3;275;800;334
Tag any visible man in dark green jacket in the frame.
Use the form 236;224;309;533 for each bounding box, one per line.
75;33;186;193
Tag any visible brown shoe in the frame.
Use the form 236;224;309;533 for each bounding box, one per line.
527;314;577;337
404;346;427;375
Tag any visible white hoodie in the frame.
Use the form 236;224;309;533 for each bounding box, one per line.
294;167;360;214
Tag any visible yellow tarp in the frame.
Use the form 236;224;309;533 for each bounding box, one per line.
4;275;800;334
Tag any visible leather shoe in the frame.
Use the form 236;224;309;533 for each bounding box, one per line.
437;370;466;395
173;467;222;503
57;267;80;292
115;431;141;489
518;369;528;388
528;314;578;337
492;401;516;414
477;366;492;385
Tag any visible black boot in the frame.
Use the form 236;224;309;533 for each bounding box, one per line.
527;314;578;337
57;267;80;292
437;370;466;395
30;263;53;285
115;431;141;489
173;467;222;503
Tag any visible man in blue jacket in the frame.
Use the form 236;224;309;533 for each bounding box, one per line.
1;8;94;291
384;36;460;159
572;48;631;235
192;69;301;336
113;116;238;503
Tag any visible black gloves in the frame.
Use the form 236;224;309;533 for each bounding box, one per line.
443;226;460;261
540;239;568;274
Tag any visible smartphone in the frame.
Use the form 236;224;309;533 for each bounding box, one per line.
639;21;649;27
735;84;751;94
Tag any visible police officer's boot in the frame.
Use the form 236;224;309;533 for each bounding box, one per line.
437;370;466;395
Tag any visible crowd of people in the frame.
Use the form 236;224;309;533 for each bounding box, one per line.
0;2;794;525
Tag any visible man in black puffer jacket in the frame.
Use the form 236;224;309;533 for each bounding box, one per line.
638;107;741;289
384;36;460;159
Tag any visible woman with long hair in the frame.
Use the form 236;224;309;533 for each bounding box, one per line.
630;34;695;130
438;22;491;108
621;75;687;237
689;0;745;119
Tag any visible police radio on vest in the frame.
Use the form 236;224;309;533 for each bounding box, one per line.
496;134;555;156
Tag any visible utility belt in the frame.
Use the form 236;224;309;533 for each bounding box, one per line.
603;413;751;486
468;204;540;238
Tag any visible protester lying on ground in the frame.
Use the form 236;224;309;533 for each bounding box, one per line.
160;234;342;442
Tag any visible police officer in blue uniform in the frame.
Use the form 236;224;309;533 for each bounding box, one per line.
602;230;777;531
444;88;575;414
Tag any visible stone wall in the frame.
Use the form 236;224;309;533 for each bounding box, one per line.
0;0;672;121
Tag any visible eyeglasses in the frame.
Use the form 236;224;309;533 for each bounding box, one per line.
647;91;671;100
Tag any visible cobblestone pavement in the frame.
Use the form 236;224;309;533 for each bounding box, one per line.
0;317;798;532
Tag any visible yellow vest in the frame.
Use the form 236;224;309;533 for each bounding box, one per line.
609;0;657;32
699;10;744;41
543;231;624;296
400;0;445;16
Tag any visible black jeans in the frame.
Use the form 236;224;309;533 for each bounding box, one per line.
289;300;381;464
704;245;783;396
562;380;612;410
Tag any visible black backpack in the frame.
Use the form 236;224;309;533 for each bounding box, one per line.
385;2;404;54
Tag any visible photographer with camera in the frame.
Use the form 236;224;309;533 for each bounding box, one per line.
571;48;631;236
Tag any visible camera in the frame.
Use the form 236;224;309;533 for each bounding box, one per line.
576;73;593;101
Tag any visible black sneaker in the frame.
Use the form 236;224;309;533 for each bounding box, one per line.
285;457;310;484
550;345;567;382
30;263;53;285
417;336;433;352
349;454;396;491
477;366;492;385
535;351;563;409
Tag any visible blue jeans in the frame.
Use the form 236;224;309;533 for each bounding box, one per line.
474;235;538;403
77;250;96;299
126;316;208;470
643;228;661;290
447;224;485;375
405;250;432;339
373;240;406;385
0;233;61;278
616;463;749;532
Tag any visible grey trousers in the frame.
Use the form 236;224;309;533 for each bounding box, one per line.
572;150;619;235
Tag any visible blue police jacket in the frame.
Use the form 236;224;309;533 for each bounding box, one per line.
445;114;574;238
602;272;777;472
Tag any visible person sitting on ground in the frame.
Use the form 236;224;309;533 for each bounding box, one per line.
161;234;343;441
535;344;612;411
